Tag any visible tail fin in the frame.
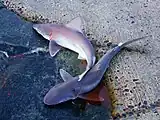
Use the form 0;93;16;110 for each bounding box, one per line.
118;35;151;48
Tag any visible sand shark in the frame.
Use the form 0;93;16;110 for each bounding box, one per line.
43;36;149;105
33;17;96;81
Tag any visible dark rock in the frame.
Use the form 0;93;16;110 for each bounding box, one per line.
0;8;47;48
0;0;4;9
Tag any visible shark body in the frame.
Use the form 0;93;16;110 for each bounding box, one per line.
44;36;149;105
33;17;96;81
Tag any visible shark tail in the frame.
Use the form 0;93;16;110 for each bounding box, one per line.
118;35;151;49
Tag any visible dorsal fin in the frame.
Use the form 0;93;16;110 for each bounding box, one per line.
65;17;83;33
60;69;74;81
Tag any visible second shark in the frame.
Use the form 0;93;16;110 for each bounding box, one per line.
44;36;150;105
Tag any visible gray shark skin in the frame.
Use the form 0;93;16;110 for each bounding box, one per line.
33;17;96;81
44;36;149;105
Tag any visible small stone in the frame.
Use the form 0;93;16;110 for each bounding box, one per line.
133;78;139;82
128;105;134;109
143;101;147;105
122;113;126;117
87;33;91;36
128;112;134;116
124;89;129;92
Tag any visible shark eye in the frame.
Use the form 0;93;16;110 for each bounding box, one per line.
72;88;78;95
72;87;80;96
72;89;76;93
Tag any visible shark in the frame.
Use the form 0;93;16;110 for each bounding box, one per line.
33;17;96;81
43;35;150;105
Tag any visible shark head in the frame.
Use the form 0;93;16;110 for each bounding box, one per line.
43;64;104;106
33;17;83;41
44;82;77;105
44;69;80;105
33;24;56;40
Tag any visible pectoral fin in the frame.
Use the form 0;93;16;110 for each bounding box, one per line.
78;93;104;102
49;41;61;57
65;17;83;33
78;82;110;103
60;69;75;81
78;82;105;102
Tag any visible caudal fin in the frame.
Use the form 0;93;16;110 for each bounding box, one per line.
118;35;151;48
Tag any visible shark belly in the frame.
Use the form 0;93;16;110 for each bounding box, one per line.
55;35;87;60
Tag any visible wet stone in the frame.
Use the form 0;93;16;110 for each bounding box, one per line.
0;8;110;120
0;9;47;48
143;101;148;105
133;78;139;82
0;0;4;9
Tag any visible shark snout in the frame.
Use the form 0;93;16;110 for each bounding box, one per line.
43;83;77;105
43;87;60;105
43;95;54;105
33;24;52;40
32;24;40;31
43;92;65;105
43;93;74;105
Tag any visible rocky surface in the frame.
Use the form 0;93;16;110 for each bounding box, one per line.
0;6;111;120
1;0;160;119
